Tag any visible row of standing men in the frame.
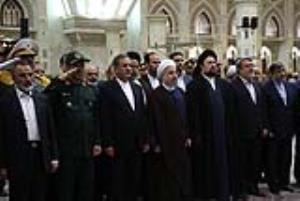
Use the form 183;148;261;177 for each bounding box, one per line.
1;39;300;201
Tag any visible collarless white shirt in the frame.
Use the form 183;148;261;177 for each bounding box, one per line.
116;78;135;110
240;76;257;104
15;87;40;141
147;74;160;89
202;74;216;90
162;83;176;92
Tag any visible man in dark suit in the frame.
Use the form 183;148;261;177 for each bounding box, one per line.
0;62;59;201
263;62;297;193
231;58;268;196
139;52;161;96
186;50;238;201
137;52;161;201
100;54;150;201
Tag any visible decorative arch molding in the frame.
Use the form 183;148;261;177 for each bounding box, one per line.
227;8;236;36
295;12;300;38
261;8;285;37
149;0;178;33
190;0;217;35
0;0;29;18
0;0;36;29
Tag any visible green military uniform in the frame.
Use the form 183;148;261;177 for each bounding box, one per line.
45;51;100;201
46;79;100;201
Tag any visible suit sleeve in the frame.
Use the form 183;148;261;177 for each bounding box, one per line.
260;84;270;131
46;100;59;161
293;87;300;134
99;85;114;147
44;79;61;160
93;87;101;146
138;86;151;147
185;82;202;145
0;102;7;169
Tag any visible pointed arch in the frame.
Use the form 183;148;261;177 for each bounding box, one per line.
190;1;217;35
262;9;285;37
194;11;212;35
295;13;300;38
0;0;24;27
149;0;178;34
265;15;280;37
156;6;174;34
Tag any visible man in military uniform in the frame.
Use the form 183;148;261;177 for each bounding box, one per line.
45;51;102;201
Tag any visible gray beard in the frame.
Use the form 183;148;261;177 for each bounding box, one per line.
18;85;33;93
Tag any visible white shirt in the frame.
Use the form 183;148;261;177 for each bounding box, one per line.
116;78;135;110
240;76;257;104
177;75;186;92
148;74;160;89
274;80;287;105
202;74;216;90
16;88;40;141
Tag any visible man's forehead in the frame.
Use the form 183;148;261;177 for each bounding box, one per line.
242;60;253;66
120;57;130;63
150;54;159;60
204;56;216;62
15;64;32;72
174;55;183;59
87;66;98;72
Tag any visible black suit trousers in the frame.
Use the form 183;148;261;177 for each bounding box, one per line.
9;144;46;201
266;137;292;187
239;138;262;194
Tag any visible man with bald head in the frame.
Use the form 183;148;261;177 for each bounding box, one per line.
85;64;100;87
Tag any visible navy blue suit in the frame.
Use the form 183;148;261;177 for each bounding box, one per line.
263;80;298;188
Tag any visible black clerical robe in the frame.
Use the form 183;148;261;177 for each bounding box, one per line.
185;75;238;200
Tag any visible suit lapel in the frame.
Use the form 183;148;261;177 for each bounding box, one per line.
253;82;261;104
236;77;256;105
31;91;43;134
112;80;134;113
270;81;286;106
10;89;26;121
130;82;139;112
284;82;291;106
